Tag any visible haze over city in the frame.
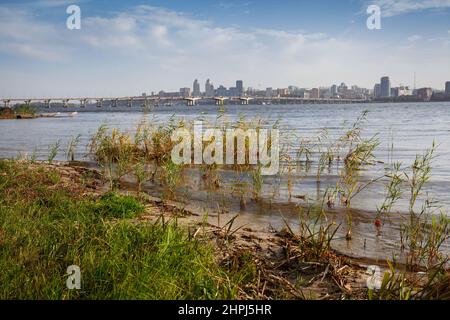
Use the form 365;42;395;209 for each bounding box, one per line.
0;0;450;98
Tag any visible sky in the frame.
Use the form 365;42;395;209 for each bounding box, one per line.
0;0;449;98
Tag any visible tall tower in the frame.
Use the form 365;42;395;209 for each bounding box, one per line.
205;79;214;97
380;76;391;98
236;80;244;96
193;79;200;97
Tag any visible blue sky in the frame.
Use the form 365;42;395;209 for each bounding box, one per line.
0;0;449;97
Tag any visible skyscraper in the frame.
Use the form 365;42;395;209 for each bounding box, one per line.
236;80;243;96
446;81;450;96
331;84;338;97
205;79;214;97
380;76;391;98
373;84;381;98
193;79;200;97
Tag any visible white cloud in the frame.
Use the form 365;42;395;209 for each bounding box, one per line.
0;4;449;97
408;34;422;42
217;1;252;9
0;7;68;61
35;0;85;7
371;0;450;17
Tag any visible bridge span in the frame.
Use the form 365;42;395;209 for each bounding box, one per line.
1;96;369;108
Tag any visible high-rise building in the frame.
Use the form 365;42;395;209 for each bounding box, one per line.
236;80;244;96
380;76;391;97
373;84;381;99
180;87;191;98
193;79;200;97
446;81;450;96
331;85;338;97
310;88;320;99
205;79;214;97
216;85;227;97
338;82;347;94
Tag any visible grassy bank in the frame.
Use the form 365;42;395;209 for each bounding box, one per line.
1;159;448;299
0;105;39;120
0;160;256;299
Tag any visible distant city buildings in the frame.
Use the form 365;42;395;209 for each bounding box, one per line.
380;76;391;98
331;85;338;97
236;80;244;96
277;88;289;96
179;87;191;98
416;87;433;101
373;84;381;99
150;76;447;103
193;79;200;97
299;90;310;99
205;79;214;97
310;88;320;99
391;86;412;97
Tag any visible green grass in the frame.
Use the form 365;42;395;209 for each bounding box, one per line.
0;160;254;299
14;104;37;116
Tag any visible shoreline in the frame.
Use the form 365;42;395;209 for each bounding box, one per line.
2;159;446;299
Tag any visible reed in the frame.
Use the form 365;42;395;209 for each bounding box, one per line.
47;139;61;164
66;134;81;162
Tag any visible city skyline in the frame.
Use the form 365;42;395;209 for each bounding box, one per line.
162;77;448;98
0;0;449;97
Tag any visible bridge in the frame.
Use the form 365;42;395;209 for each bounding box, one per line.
1;96;369;109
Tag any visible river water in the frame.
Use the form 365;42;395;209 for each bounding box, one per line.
1;102;449;262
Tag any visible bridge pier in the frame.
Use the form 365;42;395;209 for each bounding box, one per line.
184;98;200;106
44;99;51;108
63;99;69;108
127;98;133;108
80;99;87;108
239;97;253;105
96;99;103;108
111;99;118;108
215;98;227;106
